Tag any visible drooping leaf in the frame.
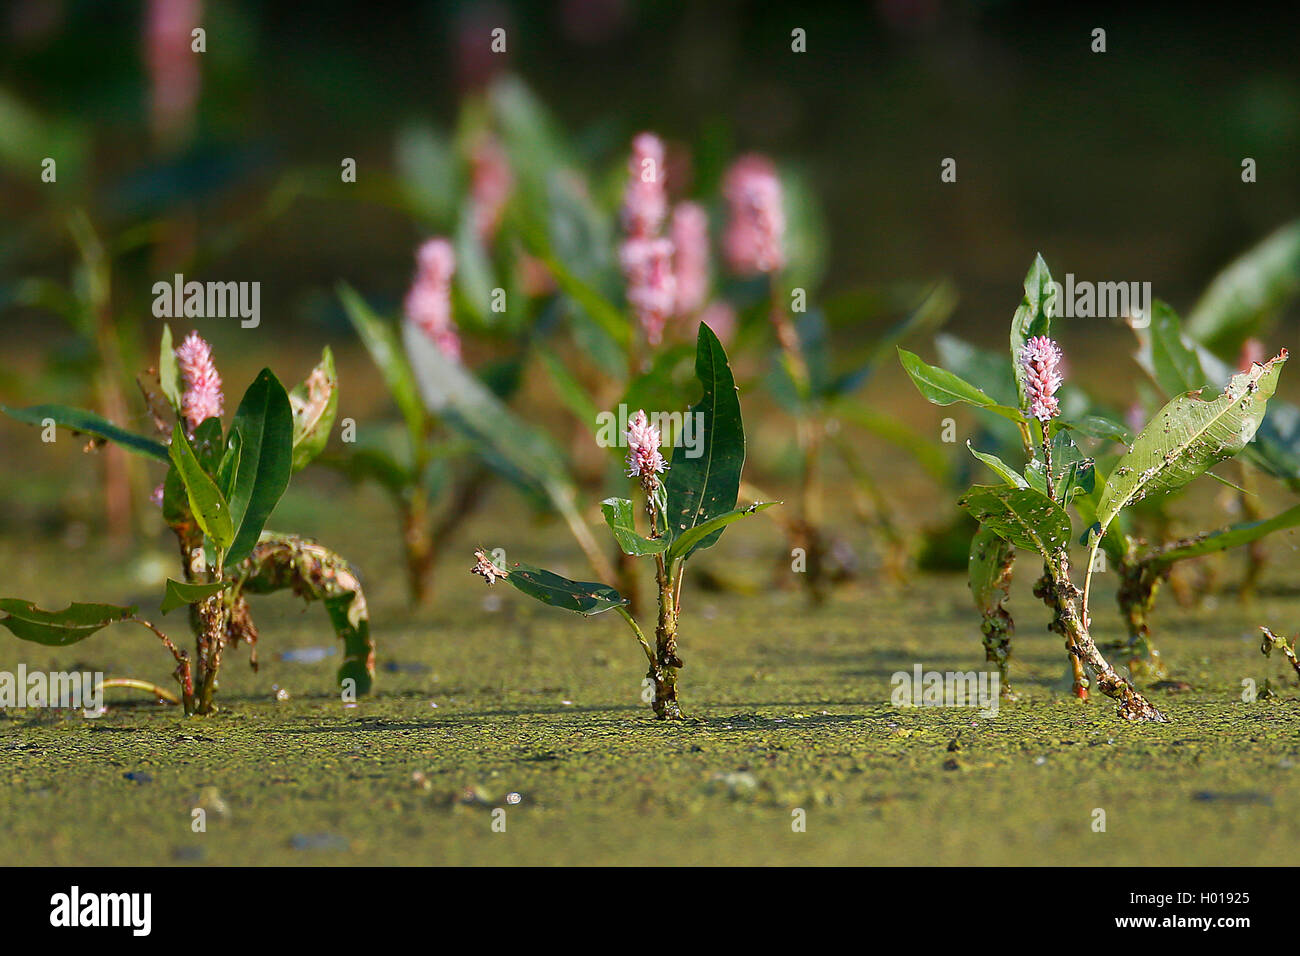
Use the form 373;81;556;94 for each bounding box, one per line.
169;423;235;550
1;404;169;461
161;578;229;614
665;501;779;565
288;346;338;472
664;324;744;554
324;590;374;695
968;524;1015;620
1010;254;1057;416
502;561;627;616
1096;351;1288;534
601;497;669;556
224;370;294;565
0;599;136;646
957;484;1073;561
897;349;1025;423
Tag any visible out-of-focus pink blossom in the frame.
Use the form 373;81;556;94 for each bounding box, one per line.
621;133;667;239
722;155;785;276
145;0;202;146
175;331;223;433
670;202;710;317
470;134;512;243
1238;337;1266;372
625;409;667;481
150;483;165;508
620;237;676;346
700;302;737;345
405;238;461;361
1019;335;1063;422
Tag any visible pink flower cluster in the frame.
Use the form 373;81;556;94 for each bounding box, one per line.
1019;335;1063;422
145;0;202;144
722;155;785;276
626;409;667;482
619;133;676;346
670;201;710;317
175;331;223;434
470;134;512;243
405;238;462;361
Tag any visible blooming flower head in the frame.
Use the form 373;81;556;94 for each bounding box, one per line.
722;154;785;276
621;132;667;239
620;236;676;346
175;331;223;434
670;201;710;317
1019;335;1063;422
405;238;461;361
626;409;667;482
470;548;509;586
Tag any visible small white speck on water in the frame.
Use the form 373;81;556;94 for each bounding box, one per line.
1034;756;1047;766
506;792;522;805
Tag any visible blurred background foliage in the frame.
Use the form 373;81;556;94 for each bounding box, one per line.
2;0;1298;574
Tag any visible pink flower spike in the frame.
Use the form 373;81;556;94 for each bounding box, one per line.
722;154;785;276
405;238;461;361
175;331;224;434
671;202;710;317
470;134;512;243
626;409;667;481
620;236;676;346
621;132;667;239
1019;335;1063;422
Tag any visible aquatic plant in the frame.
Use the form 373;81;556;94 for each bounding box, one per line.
1;329;372;714
471;323;777;719
901;255;1289;721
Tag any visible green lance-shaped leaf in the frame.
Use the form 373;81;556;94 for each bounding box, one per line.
502;561;628;616
224;370;294;566
338;282;425;444
666;501;780;566
161;578;229;614
1145;502;1300;569
601;497;669;556
0;599;136;646
1010;254;1057;417
663;323;745;556
288;346;339;472
827;398;952;484
957;485;1073;562
1135;301;1208;397
169;422;235;549
217;429;241;500
1187;219;1300;356
2;404;169;461
967;442;1029;488
159;323;182;412
897;348;1025;423
1096;350;1288;536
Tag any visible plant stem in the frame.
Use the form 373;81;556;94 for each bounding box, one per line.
1035;551;1167;721
649;554;683;719
129;616;194;713
95;678;182;706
